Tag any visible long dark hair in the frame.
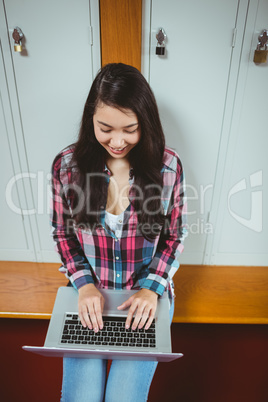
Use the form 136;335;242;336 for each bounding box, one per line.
71;63;166;240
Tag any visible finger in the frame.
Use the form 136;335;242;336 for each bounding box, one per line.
79;306;92;329
88;310;99;332
138;307;151;329
125;302;138;329
94;301;104;330
131;305;145;330
92;296;105;332
101;296;105;311
117;296;134;311
144;309;156;330
145;317;154;331
87;302;101;332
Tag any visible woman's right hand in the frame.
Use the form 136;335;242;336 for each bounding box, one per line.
78;283;105;332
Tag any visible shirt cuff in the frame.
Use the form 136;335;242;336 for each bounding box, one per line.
140;274;167;296
70;270;95;290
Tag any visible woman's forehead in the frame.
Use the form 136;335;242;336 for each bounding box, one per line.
94;103;138;122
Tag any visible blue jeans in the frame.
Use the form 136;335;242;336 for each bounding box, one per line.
61;300;174;402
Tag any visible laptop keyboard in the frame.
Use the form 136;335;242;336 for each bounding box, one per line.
61;314;156;348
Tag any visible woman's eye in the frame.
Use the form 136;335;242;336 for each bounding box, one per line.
125;128;138;134
100;127;138;134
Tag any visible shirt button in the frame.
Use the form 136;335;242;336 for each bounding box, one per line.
118;220;122;223
117;274;120;278
115;256;119;260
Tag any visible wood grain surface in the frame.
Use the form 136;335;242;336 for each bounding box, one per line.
0;261;267;323
0;261;66;319
173;265;268;324
100;0;142;70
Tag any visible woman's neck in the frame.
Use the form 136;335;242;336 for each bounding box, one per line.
106;157;131;175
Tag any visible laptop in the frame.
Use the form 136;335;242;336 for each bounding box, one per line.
23;286;183;362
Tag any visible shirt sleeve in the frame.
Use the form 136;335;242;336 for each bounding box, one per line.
140;159;188;296
50;155;95;290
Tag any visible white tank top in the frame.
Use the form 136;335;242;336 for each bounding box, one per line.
105;211;124;232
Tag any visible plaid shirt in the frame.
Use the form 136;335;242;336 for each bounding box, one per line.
50;147;187;299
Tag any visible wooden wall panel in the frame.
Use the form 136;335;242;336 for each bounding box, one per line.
2;318;268;402
99;0;142;70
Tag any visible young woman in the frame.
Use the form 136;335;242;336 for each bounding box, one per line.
51;63;187;401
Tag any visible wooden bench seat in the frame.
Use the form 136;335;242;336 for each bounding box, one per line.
0;261;267;324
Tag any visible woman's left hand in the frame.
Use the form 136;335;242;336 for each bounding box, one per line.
117;289;158;330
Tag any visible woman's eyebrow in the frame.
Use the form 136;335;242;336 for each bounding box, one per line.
97;120;138;128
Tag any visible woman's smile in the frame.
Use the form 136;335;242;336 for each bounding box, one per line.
108;145;127;154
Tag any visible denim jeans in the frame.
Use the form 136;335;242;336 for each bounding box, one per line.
61;299;174;402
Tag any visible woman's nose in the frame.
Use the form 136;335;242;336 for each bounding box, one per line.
109;135;125;148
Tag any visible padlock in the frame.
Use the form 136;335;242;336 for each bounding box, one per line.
156;28;167;56
253;30;268;64
14;43;22;52
253;49;268;63
12;27;24;53
156;44;165;55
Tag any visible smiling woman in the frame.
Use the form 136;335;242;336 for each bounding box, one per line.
50;62;187;401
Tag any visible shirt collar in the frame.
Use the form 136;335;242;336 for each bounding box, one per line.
103;164;111;176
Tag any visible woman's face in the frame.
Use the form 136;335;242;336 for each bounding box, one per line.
93;103;141;159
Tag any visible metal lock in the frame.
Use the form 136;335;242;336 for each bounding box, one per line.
14;43;22;52
253;48;268;63
12;27;24;52
156;28;166;56
253;29;268;64
156;44;165;55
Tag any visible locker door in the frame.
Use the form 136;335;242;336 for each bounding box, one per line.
0;44;35;260
145;0;249;264
1;0;100;261
207;0;268;266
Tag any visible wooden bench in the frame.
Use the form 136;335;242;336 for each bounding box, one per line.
1;261;268;324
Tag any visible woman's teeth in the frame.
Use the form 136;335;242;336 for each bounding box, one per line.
110;147;125;151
